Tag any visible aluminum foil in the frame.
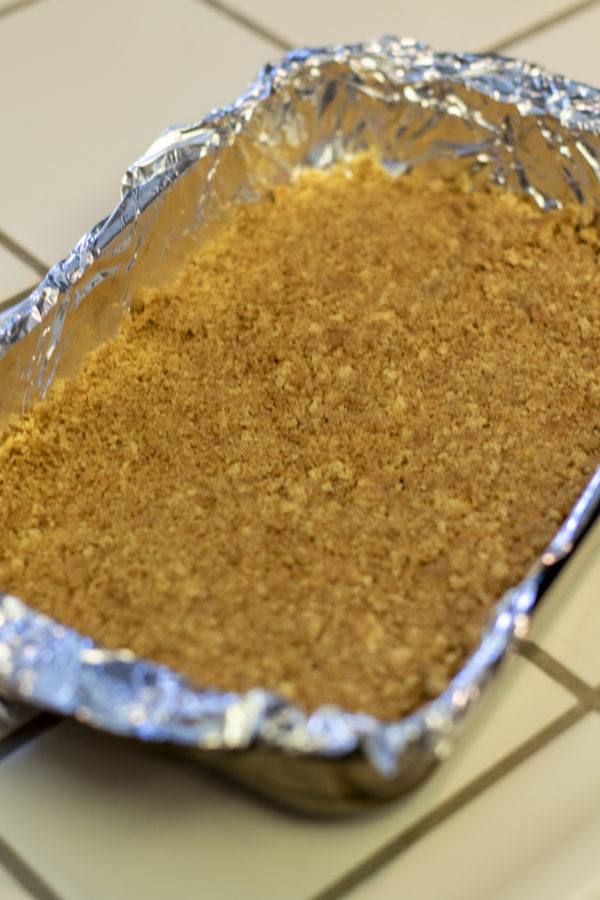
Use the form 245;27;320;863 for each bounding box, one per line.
2;37;600;814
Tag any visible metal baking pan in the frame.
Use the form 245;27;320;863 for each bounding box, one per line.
1;37;600;815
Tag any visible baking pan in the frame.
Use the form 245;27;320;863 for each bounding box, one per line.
1;37;600;815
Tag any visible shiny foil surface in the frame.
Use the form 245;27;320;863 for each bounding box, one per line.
2;38;600;813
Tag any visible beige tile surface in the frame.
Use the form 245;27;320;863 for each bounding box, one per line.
0;0;279;267
527;518;600;686
223;0;581;55
505;3;600;86
348;714;600;900
571;872;600;900
0;659;573;900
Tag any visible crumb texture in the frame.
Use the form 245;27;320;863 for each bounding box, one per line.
1;159;600;720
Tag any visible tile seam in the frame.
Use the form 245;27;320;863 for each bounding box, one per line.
0;231;48;279
0;0;45;22
310;702;587;900
194;0;293;52
481;0;600;54
516;640;600;709
0;834;64;900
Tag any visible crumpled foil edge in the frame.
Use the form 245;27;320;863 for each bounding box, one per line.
1;37;600;778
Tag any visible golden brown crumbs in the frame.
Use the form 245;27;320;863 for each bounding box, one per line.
2;157;600;720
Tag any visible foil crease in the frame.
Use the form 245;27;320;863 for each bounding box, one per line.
2;37;600;807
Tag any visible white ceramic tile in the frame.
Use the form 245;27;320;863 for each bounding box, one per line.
527;517;600;686
0;659;572;900
0;864;32;900
0;0;279;267
348;714;600;900
505;3;600;87
0;248;38;306
224;0;578;56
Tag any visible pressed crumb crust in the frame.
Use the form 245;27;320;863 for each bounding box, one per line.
2;158;600;720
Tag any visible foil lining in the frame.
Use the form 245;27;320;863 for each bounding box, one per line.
2;37;600;812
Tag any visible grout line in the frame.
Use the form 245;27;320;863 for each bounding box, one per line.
0;0;45;21
516;640;600;709
310;703;587;900
195;0;293;52
482;0;600;53
0;714;59;765
0;231;48;279
0;835;64;900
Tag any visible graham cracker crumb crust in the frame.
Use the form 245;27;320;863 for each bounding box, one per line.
2;157;600;720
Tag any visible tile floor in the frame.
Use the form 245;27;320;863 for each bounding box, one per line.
2;1;600;898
